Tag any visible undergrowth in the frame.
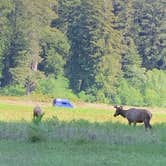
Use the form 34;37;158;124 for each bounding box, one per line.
0;118;165;145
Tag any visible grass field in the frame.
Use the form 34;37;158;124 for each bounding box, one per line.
0;97;166;166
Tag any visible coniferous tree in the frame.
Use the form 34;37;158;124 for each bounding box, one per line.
113;0;145;88
1;0;65;94
94;0;123;102
64;0;123;102
0;0;13;80
133;0;166;69
39;28;70;77
1;0;28;86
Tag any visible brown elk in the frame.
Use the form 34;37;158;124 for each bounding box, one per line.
113;105;152;130
33;106;44;120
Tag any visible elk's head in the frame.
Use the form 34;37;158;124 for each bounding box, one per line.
113;105;123;117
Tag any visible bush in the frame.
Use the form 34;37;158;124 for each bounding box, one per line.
143;89;160;106
143;69;166;107
116;79;144;106
28;114;47;142
95;90;110;104
0;85;25;96
36;76;78;101
28;123;47;142
78;91;96;102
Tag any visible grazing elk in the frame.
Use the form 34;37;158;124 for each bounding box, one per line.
33;106;44;120
113;105;152;130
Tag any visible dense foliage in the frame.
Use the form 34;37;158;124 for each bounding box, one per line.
0;0;166;106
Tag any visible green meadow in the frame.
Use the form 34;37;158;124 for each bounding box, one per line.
0;97;166;166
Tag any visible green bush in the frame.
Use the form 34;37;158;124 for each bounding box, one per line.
28;123;47;142
95;90;110;104
78;91;96;102
114;69;166;107
36;76;78;101
0;85;25;96
28;114;47;142
143;89;160;106
116;79;144;106
143;69;166;106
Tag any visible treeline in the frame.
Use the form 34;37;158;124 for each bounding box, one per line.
0;0;166;106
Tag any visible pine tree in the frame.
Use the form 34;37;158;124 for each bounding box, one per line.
94;0;123;102
1;0;28;86
113;0;145;88
1;0;62;94
0;0;13;80
133;0;166;69
65;0;123;102
39;28;70;77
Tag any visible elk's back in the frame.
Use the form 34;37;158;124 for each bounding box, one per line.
126;109;151;122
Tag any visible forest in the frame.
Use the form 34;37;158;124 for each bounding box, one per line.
0;0;166;106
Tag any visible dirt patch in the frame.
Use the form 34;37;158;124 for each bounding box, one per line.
0;97;51;107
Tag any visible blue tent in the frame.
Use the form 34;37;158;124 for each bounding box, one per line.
53;98;74;108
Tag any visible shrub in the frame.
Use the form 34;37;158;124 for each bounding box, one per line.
143;89;160;106
35;76;78;101
28;114;47;142
116;79;144;106
143;69;166;106
0;85;25;96
28;123;47;142
78;91;96;102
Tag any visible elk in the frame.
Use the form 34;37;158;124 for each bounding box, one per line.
113;105;152;130
33;106;44;120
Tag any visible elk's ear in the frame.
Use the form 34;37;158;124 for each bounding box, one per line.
120;106;123;109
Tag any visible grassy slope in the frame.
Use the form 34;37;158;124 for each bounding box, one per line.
0;97;166;166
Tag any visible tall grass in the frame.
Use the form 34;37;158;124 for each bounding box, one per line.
0;118;165;145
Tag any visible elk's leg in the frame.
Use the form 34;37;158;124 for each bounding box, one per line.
144;118;152;130
144;120;149;131
148;123;152;129
33;112;36;120
133;122;136;127
128;121;131;126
